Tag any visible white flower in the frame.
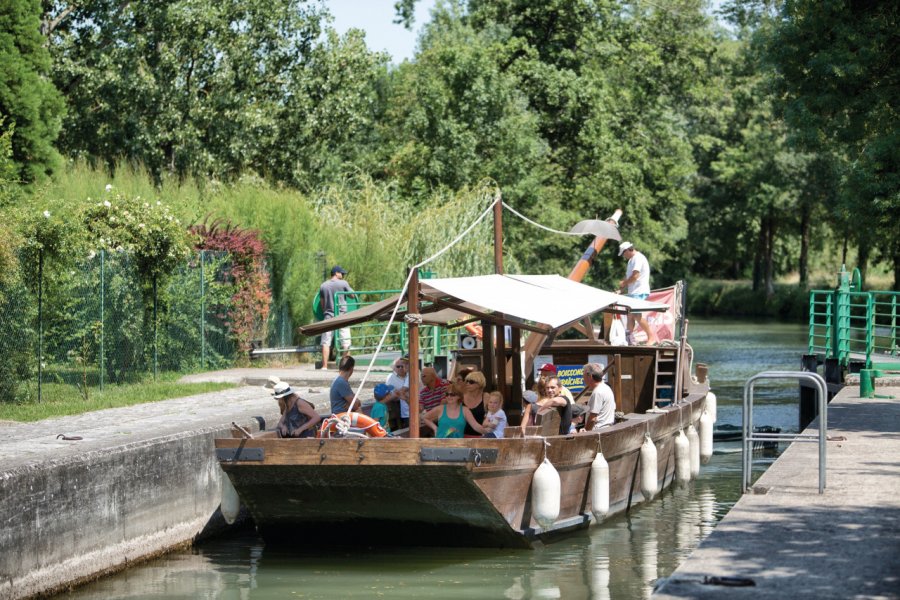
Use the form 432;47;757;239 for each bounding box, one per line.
105;184;113;192
88;251;96;260
138;223;145;228
43;210;51;218
156;201;161;206
103;200;111;208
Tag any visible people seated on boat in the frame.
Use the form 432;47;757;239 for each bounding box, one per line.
569;403;586;434
330;355;356;414
537;363;575;404
419;366;450;412
482;391;508;439
583;362;616;430
421;386;485;438
370;383;394;434
273;383;321;438
461;371;489;437
617;241;660;345
519;389;539;434
454;366;476;386
386;357;410;429
535;377;573;435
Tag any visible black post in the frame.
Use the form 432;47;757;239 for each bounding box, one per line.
799;354;819;430
38;250;43;403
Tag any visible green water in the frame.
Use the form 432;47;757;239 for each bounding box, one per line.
58;318;808;600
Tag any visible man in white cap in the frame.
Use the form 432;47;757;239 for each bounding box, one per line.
617;242;659;345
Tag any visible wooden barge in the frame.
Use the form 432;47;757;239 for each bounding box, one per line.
215;207;713;548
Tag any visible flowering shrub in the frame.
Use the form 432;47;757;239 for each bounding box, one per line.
82;193;193;285
191;219;271;356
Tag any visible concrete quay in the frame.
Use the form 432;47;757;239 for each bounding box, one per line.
654;383;900;599
0;366;382;600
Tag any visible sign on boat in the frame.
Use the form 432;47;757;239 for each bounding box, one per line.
214;200;715;548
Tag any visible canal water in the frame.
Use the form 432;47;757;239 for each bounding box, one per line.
59;318;807;600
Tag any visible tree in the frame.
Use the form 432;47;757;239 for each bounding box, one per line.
46;0;387;186
765;0;900;288
0;0;64;182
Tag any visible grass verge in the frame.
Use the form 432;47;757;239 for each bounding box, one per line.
0;375;237;422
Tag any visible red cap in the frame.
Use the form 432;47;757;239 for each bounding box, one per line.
538;363;557;373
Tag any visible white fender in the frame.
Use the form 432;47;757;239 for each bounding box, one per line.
590;452;610;521
699;409;713;464
531;458;561;529
675;429;691;486
220;473;240;525
705;391;717;424
640;433;658;501
687;424;700;479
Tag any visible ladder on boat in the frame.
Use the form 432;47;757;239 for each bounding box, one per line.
653;348;678;407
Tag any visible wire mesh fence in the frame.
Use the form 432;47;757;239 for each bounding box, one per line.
0;250;240;403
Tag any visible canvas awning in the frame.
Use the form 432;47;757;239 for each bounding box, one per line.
299;274;667;337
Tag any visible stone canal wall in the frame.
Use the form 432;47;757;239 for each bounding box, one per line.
0;388;280;600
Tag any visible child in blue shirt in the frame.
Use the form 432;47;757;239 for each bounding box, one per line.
371;383;394;433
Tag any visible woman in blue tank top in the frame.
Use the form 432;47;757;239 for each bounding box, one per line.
422;386;484;438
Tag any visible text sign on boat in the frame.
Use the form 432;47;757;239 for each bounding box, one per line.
557;365;585;394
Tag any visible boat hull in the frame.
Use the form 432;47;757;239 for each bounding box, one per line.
216;392;706;548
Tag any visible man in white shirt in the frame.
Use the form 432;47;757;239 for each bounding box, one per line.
385;357;410;428
583;362;616;430
617;242;659;345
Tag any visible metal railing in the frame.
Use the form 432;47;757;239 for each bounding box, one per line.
333;290;459;364
743;371;827;494
808;266;899;368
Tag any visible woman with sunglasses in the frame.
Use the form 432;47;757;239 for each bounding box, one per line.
460;371;489;437
421;385;485;438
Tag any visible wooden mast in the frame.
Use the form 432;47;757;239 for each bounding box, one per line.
407;267;420;438
493;197;507;398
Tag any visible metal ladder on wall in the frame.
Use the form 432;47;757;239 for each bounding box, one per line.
743;371;828;494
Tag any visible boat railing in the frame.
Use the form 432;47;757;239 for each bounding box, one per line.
742;371;827;494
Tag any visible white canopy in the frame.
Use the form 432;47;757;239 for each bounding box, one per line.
420;274;667;330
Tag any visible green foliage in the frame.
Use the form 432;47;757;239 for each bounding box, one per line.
0;0;65;182
381;11;549;204
687;278;808;321
82;192;193;285
764;0;900;286
0;376;235;422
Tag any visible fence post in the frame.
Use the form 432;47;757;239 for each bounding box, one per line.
153;275;158;381
200;251;206;369
100;249;105;391
38;249;43;403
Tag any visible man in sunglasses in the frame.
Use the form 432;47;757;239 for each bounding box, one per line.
385;357;410;429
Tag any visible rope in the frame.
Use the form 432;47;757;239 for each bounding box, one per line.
501;202;585;237
347;191;501;412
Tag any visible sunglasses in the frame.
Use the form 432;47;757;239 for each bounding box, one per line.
465;379;479;384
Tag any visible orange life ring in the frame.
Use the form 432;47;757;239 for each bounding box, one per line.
318;412;389;438
465;323;483;339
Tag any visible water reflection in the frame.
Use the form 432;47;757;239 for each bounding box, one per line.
57;318;806;599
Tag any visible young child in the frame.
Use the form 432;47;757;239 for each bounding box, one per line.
482;391;508;439
371;383;394;433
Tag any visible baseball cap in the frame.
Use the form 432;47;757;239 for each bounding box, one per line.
374;383;394;400
538;363;557;374
618;242;633;256
331;265;348;275
273;382;293;398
